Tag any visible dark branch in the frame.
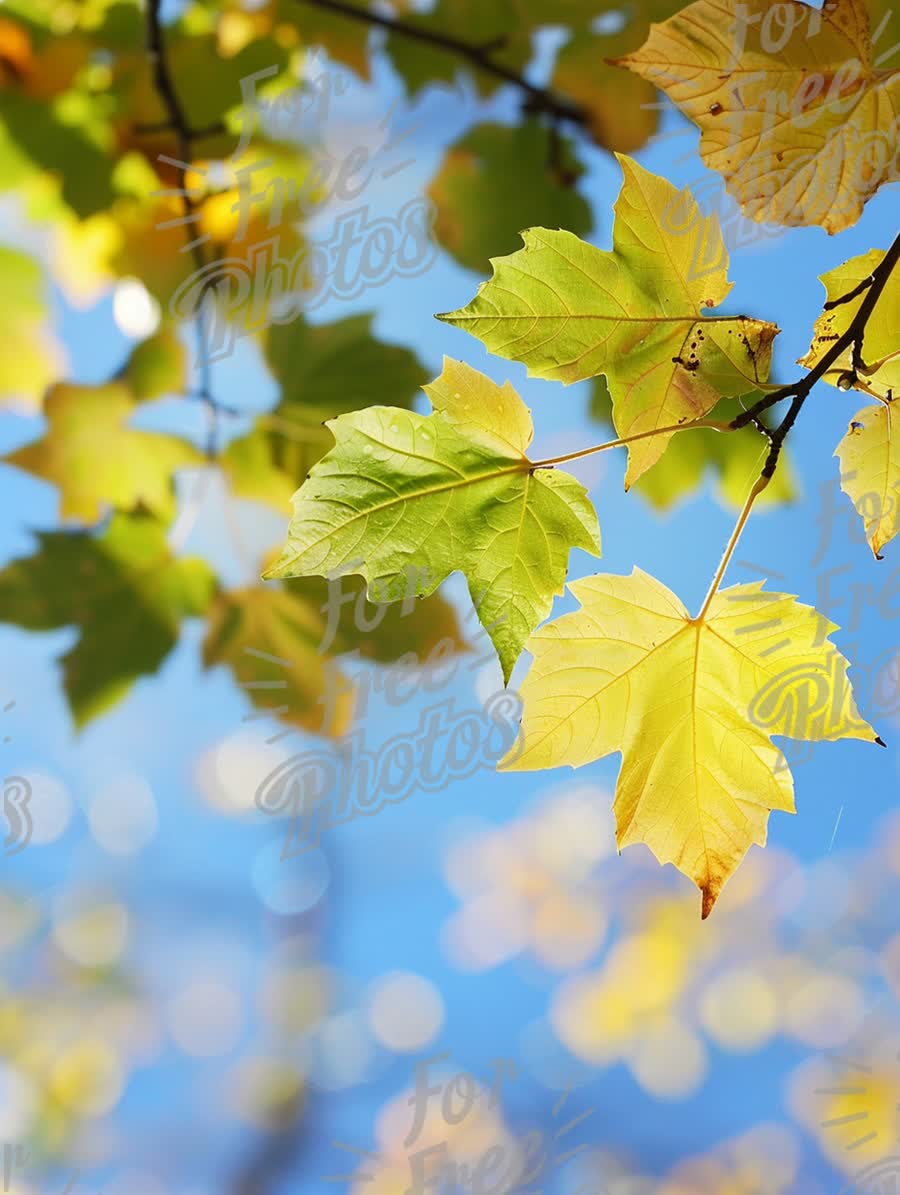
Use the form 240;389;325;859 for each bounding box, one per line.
732;229;900;480
293;0;589;129
146;0;199;198
134;118;227;139
732;230;900;440
823;273;874;311
145;0;222;457
759;392;804;480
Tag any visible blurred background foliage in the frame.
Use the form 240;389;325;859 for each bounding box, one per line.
0;0;897;1192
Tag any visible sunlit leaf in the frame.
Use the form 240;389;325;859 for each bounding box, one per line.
835;397;900;558
799;248;899;401
501;568;877;915
440;155;778;486
613;0;900;234
264;358;601;682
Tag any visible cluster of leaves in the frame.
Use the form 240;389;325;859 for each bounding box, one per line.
0;0;767;737
265;0;900;916
0;0;897;914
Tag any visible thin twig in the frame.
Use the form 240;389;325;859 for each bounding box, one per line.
294;0;589;128
531;417;731;469
731;229;900;444
823;274;874;311
134;118;227;138
696;230;900;612
146;0;222;458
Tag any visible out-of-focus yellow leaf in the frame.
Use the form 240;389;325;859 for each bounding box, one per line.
203;585;356;737
5;380;201;523
791;1052;900;1173
203;575;467;737
552;1;683;152
0;244;64;411
110;146;309;317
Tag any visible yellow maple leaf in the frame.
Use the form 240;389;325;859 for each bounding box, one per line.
439;155;778;487
835;397;900;557
5;381;201;523
800;247;900;401
500;569;878;916
613;0;900;234
202;585;356;738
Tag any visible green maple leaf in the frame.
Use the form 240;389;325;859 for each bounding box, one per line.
123;328;187;401
264;358;601;683
223;314;430;512
428;122;591;274
0;513;215;726
439;155;779;487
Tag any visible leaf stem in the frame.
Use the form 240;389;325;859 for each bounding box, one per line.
531;416;731;469
697;231;900;621
695;475;770;622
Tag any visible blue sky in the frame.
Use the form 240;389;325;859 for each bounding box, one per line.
0;25;898;1195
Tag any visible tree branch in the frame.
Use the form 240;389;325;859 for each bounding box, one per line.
293;0;589;129
134;118;226;138
695;230;900;611
731;229;900;446
145;0;222;458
